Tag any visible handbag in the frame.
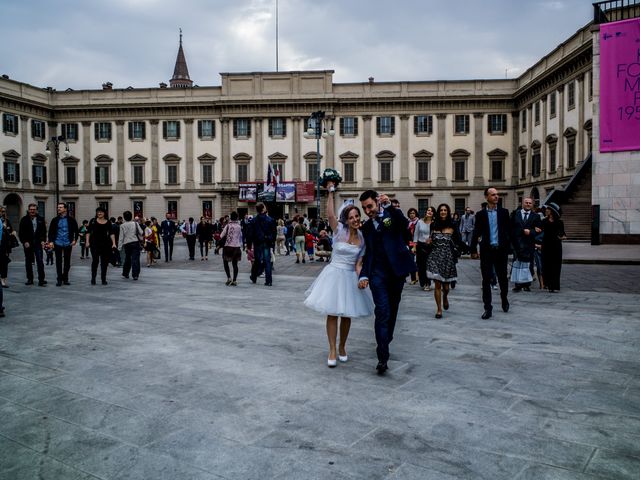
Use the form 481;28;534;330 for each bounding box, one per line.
152;245;161;260
9;235;19;249
511;259;533;283
109;248;120;266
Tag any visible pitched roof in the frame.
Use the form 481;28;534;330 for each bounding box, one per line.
170;30;193;87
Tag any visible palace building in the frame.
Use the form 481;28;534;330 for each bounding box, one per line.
1;2;638;243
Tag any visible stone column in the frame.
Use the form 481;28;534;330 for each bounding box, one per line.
21;116;31;189
526;105;533;182
254;118;264;181
399;114;410;187
326;116;335;169
577;76;585;165
221;118;231;182
184;118;195;189
436;114;447;186
292;117;301;180
115;120;126;189
149;120;160;189
557;87;565;173
541;97;547;178
362;115;373;187
473;113;484;186
511;112;519;184
82;121;92;189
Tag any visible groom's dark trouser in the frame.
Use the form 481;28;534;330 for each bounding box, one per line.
162;236;174;261
370;269;405;364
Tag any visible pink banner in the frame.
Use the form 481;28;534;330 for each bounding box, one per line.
600;18;640;152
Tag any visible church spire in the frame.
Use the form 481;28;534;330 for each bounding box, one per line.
170;28;193;88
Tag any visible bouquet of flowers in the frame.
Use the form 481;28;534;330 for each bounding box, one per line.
319;168;342;188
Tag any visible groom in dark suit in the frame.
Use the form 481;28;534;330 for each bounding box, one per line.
160;213;177;262
359;190;417;374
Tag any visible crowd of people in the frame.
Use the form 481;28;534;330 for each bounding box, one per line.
0;190;567;373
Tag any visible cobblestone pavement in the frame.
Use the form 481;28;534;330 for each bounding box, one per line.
1;239;639;479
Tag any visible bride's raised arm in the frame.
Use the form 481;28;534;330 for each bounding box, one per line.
326;181;338;233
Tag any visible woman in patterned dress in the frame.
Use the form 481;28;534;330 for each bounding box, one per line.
426;203;463;318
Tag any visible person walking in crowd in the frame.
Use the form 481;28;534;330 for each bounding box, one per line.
160;213;177;262
248;203;276;286
86;207;117;285
541;202;567;293
305;182;374;367
459;207;475;255
48;202;79;287
276;219;287;255
0;206;16;289
413;206;435;292
407;207;419;285
293;217;308;264
284;218;294;255
196;216;213;261
359;190;417;374
110;217;121;267
79;220;89;259
118;210;143;281
426;204;463;319
471;188;511;319
18;203;47;286
143;220;156;267
0;217;6;317
510;197;542;292
220;211;243;286
184;217;197;260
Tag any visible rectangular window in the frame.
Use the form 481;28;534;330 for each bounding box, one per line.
567;141;576;169
233;119;251;138
454;198;466;215
3;162;19;182
167;165;178;184
132;165;144;184
237;164;248;182
549;92;557;117
488;114;507;134
32;165;47;185
66;201;76;218
307;163;319;182
532;152;541;177
343;162;355;182
271;162;284;182
62;123;78;141
588;70;593;99
568;82;575;109
417;199;429;216
202;200;212;219
454;115;469;134
417;160;430;181
128;121;146;141
339;117;358;136
167;201;178;220
198;120;215;139
376;116;395;135
521;109;527;132
414;115;433;135
268;118;286;138
163;121;180;140
491;160;503;181
31;120;46;140
37;201;45;218
380;161;392;182
549;146;557;172
520;154;527;179
2;114;18;135
65;166;77;185
95;165;110;185
534;102;541;125
454;160;466;181
202;164;213;184
95;122;112;141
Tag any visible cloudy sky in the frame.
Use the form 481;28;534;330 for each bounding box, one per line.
0;0;593;90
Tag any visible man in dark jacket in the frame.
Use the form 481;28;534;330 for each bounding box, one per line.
510;197;542;292
48;202;79;286
249;203;276;286
160;213;177;262
19;203;48;286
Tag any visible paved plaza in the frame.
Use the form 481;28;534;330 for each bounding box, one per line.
1;241;640;479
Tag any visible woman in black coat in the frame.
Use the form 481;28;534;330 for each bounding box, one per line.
541;202;566;293
0;206;16;288
86;207;117;285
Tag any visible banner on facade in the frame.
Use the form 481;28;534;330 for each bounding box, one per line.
276;182;296;202
295;181;315;202
258;182;276;203
600;18;640;152
239;183;257;202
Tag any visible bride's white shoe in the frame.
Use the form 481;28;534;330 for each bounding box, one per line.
327;358;337;368
338;355;348;363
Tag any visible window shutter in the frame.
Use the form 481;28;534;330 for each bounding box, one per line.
108;123;112;140
390;117;395;135
162;121;167;139
353;118;358;136
339;118;344;135
233;120;238;137
128;122;133;140
95;166;100;184
42;122;46;139
32;165;36;182
247;120;251;137
414;116;418;134
3;162;7;179
141;122;146;140
2;114;6;133
197;121;202;138
487;116;492;134
13;116;18;134
31;120;36;139
94;123;99;141
376;117;381;134
15;163;20;182
282;119;286;137
43;166;47;185
211;120;215;138
502;114;507;133
176;122;180;139
268;119;273;137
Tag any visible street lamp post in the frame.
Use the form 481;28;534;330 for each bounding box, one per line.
45;135;70;207
303;111;334;218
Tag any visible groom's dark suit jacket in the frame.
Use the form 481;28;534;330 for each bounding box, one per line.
359;205;417;280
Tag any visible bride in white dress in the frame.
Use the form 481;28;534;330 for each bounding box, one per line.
304;181;374;367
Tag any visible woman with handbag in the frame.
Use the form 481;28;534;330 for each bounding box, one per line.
426;203;463;319
413;206;435;292
86;207;117;285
